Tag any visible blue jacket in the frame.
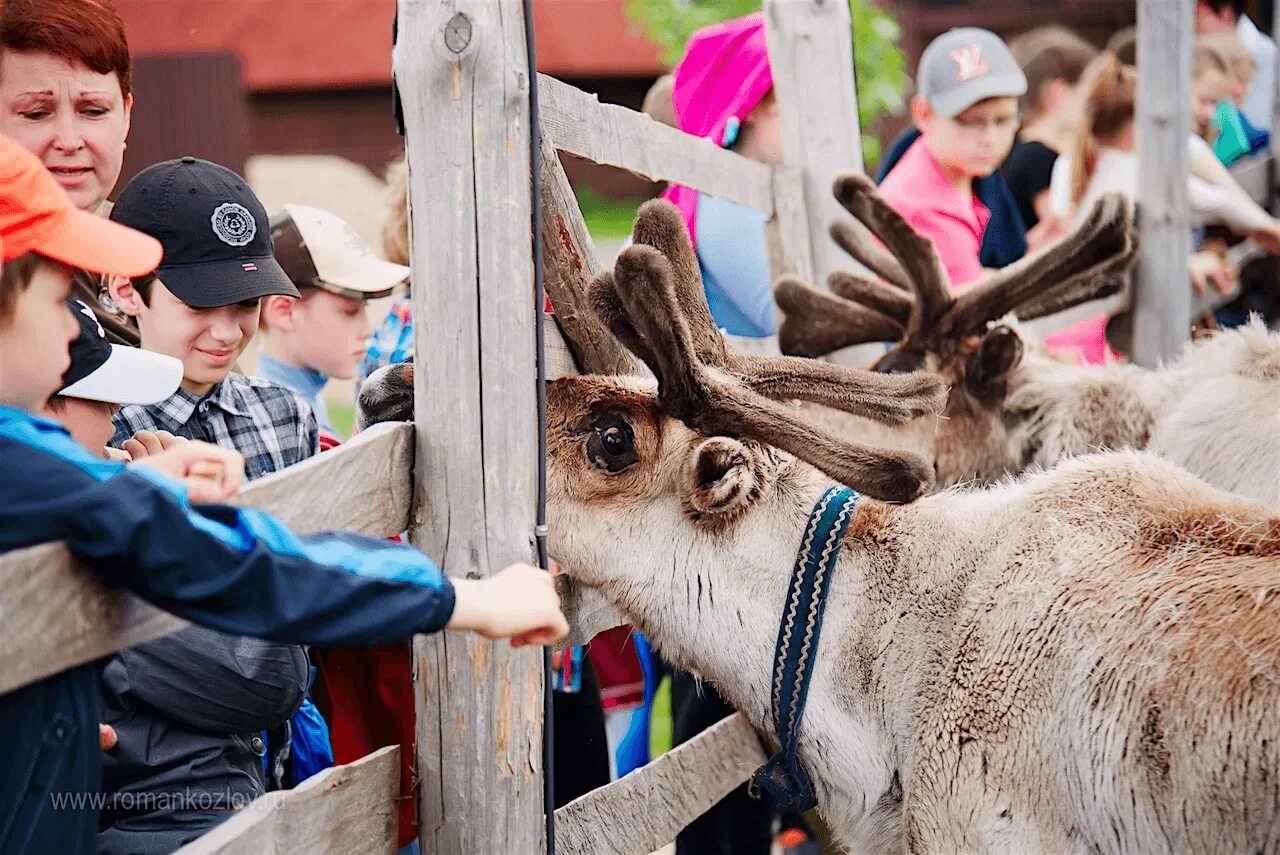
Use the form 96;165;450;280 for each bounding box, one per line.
876;127;1028;269
0;406;456;855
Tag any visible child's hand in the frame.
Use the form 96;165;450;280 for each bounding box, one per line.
130;441;246;503
99;723;117;751
121;429;184;461
447;563;569;646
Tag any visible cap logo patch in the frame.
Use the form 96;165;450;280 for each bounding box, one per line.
951;44;989;82
211;202;257;247
75;299;105;338
242;262;258;272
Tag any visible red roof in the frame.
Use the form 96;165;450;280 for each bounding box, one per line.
118;0;663;92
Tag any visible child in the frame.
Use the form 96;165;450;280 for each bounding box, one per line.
663;13;780;343
1002;26;1097;246
106;157;318;479
260;203;409;444
41;298;183;457
878;27;1028;286
0;136;567;855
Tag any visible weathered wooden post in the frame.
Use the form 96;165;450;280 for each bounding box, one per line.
763;0;862;287
393;1;545;853
1132;0;1193;366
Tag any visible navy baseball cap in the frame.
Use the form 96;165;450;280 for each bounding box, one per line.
109;157;300;308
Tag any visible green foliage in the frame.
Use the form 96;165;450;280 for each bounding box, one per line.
623;0;906;165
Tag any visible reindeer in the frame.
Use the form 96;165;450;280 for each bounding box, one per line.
777;173;1280;507
362;201;1280;854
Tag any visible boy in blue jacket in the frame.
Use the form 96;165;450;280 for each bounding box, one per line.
0;136;566;855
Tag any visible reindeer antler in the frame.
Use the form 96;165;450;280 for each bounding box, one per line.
589;199;943;503
777;172;1138;360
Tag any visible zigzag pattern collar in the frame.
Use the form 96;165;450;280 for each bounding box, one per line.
750;484;861;813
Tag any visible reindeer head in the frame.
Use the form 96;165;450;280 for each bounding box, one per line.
360;200;946;604
776;173;1137;486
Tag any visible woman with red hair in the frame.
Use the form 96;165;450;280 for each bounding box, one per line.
0;0;140;344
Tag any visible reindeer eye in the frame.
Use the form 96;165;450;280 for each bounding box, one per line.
586;415;637;473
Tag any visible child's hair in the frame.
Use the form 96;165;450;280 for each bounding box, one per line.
1193;39;1232;80
641;74;677;128
129;272;155;305
382;158;409;268
1105;27;1136;66
1070;52;1137;206
1008;26;1099;120
0;252;48;319
1197;31;1255;80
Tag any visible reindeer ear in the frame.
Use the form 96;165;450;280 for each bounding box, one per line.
964;325;1025;406
683;437;770;529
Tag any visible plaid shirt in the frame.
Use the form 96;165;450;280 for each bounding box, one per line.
112;373;319;481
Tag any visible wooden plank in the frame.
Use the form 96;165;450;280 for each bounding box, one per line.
1132;0;1193;366
553;713;768;855
539;127;639;377
394;1;545;852
0;423;414;695
174;746;399;855
231;421;414;537
538;73;775;214
764;0;862;290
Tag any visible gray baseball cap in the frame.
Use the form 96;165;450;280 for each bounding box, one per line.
918;27;1027;118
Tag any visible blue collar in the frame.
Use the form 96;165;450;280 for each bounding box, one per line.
0;404;128;480
750;484;861;813
255;351;332;431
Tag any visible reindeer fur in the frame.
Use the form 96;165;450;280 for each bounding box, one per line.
544;372;1280;855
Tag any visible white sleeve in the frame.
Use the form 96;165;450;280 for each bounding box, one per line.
1187;174;1273;231
1047;155;1072;218
1242;40;1277;132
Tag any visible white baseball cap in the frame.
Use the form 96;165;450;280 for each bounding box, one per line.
270;203;409;300
58;300;183;405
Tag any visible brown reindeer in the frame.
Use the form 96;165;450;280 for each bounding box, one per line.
777;173;1280;508
362;201;1280;853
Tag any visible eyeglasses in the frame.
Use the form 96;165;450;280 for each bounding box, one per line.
949;113;1022;135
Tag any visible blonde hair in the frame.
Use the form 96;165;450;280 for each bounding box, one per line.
381;157;410;267
1198;31;1255;80
1193;39;1231;80
1070;53;1137;206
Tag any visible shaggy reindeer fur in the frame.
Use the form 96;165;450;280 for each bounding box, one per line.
779;173;1280;507
544;371;1280;854
1004;318;1280;507
542;230;1280;853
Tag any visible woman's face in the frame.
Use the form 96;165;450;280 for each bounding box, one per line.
0;51;132;213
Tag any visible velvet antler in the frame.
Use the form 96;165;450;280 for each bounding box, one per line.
777;172;1138;360
588;199;944;502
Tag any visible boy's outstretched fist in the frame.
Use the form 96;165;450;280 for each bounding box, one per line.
447;563;569;646
129;440;246;503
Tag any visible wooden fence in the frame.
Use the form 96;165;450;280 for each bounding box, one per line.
3;0;1280;853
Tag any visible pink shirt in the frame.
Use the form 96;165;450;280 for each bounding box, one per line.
882;138;1113;365
879;138;990;286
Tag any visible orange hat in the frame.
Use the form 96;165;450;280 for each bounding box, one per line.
0;135;161;276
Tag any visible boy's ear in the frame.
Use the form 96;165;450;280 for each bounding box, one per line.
107;275;143;317
261;295;298;331
909;94;934;130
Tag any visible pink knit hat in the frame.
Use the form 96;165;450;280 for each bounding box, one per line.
660;13;774;244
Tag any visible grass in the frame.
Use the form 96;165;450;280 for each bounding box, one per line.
329;401;356;439
576;187;640;241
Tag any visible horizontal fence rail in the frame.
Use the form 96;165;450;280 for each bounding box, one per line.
173;746;400;855
0;422;414;695
552;713;767;855
538;74;775;215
